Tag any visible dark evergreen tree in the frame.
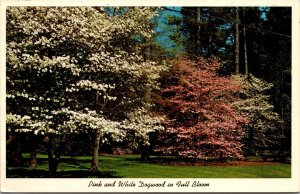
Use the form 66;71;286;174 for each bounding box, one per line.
164;6;291;159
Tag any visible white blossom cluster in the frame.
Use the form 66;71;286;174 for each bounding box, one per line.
6;113;55;135
6;113;32;132
122;107;165;145
6;7;165;145
232;74;279;122
54;109;125;142
232;74;284;153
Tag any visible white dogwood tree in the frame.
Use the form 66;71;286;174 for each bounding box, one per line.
232;75;284;160
7;7;165;176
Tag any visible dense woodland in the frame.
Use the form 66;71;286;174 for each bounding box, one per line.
6;7;291;177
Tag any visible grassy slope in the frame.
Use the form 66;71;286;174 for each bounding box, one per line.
6;154;291;178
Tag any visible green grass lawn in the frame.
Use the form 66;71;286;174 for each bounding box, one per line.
6;154;291;178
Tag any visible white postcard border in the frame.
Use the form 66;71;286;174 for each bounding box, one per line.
1;0;299;192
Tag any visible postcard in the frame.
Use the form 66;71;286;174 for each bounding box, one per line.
1;0;299;192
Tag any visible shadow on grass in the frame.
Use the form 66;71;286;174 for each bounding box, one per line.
7;156;123;178
124;155;291;168
124;156;229;166
7;168;122;178
7;169;49;178
61;158;91;170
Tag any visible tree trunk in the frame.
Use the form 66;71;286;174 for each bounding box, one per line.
45;135;59;177
90;131;101;172
145;19;151;62
9;134;23;165
91;90;102;172
197;7;201;56
234;7;240;74
46;136;54;177
208;35;212;57
30;134;37;169
243;7;249;77
49;158;59;177
140;144;150;161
